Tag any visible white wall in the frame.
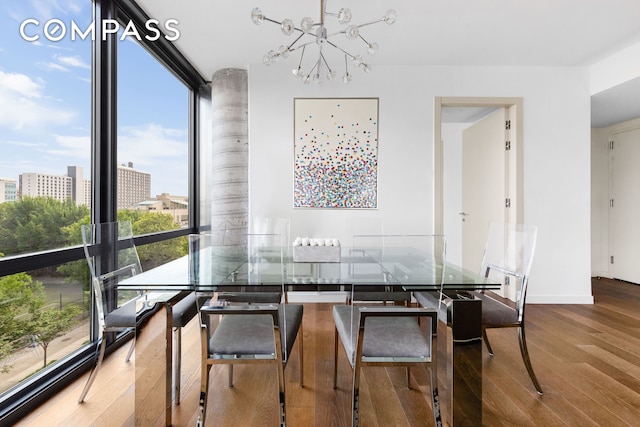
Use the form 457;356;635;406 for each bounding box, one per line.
248;63;593;304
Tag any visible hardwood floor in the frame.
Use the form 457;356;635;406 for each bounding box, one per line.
14;278;640;426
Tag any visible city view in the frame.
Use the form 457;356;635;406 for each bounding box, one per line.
0;0;190;397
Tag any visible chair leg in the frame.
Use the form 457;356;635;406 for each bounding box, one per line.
78;337;107;403
352;362;362;427
428;366;442;427
482;328;494;356
405;367;411;389
228;365;234;388
197;365;211;427
333;327;339;389
124;334;135;362
298;323;304;388
277;355;287;426
518;326;543;395
174;327;182;404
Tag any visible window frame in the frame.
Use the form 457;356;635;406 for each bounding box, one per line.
0;0;207;423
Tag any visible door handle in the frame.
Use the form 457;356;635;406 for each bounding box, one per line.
459;212;469;222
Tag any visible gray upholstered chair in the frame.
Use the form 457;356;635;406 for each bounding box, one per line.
333;234;445;426
332;306;440;427
191;233;304;427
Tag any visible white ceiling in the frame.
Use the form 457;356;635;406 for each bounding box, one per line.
135;0;640;127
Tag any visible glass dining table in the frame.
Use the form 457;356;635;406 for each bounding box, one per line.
123;234;499;426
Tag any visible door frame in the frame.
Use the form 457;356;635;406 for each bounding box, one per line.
434;96;524;237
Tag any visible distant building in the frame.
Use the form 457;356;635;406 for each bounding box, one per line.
15;163;157;211
18;166;89;206
19;171;73;203
118;162;151;209
0;177;17;203
132;193;189;227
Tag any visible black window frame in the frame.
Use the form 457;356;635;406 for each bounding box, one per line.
0;0;207;423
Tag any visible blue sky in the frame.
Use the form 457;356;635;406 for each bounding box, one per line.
0;0;189;197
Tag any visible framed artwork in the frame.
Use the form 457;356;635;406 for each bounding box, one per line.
293;98;379;209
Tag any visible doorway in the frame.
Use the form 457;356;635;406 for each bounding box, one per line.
609;127;640;284
435;97;524;300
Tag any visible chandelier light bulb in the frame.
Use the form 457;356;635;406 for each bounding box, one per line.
352;55;363;67
292;66;303;76
345;25;359;40
327;70;336;80
301;17;314;32
343;72;352;84
367;42;379;55
281;18;295;35
384;9;397;25
337;8;352;25
278;45;290;59
251;7;265;25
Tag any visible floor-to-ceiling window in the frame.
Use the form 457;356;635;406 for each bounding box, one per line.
0;0;92;396
116;26;190;269
0;0;206;423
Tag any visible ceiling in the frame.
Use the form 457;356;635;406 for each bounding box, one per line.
135;0;640;127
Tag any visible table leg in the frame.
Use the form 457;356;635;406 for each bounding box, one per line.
437;298;482;426
134;300;176;427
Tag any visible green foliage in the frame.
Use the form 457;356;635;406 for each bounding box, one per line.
0;197;186;373
118;210;188;269
0;274;46;372
0;197;89;256
29;304;82;369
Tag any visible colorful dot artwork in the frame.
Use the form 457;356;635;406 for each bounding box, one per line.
294;99;378;208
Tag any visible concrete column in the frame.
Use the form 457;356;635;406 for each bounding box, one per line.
210;68;248;242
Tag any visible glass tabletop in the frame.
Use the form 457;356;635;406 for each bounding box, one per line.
120;234;499;293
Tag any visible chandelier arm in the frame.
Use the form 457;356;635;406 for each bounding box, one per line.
325;39;356;60
320;52;332;71
355;18;386;29
289;38;320;53
287;32;306;50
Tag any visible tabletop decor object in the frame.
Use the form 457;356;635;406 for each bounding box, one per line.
292;236;341;262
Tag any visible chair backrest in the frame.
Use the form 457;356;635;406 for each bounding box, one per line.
81;221;142;331
350;234;447;305
480;222;537;320
189;232;292;354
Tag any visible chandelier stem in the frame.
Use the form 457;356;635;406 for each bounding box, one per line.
320;0;326;26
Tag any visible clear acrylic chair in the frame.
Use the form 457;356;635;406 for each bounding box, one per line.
333;234;445;427
190;232;304;427
476;221;542;394
78;221;155;403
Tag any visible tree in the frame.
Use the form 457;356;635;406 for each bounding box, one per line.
29;304;81;368
0;273;46;373
0;197;89;256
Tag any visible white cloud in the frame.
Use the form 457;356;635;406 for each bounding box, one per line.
0;70;75;129
48;134;90;159
118;124;187;167
0;70;44;98
38;61;69;72
55;54;89;69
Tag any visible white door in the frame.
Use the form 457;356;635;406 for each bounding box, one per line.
610;128;640;284
461;108;509;295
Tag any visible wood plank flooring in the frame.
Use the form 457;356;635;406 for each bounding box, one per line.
14;278;640;426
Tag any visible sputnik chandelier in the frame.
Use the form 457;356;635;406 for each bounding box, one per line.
251;0;396;84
